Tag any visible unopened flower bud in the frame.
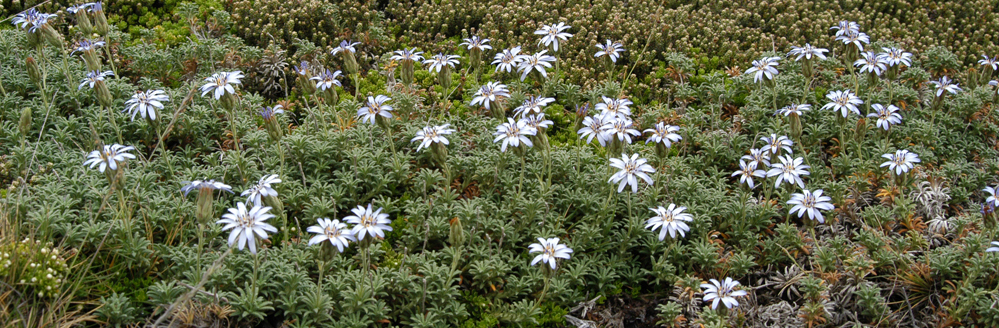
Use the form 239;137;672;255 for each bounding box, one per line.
854;118;867;146
25;57;42;88
40;24;64;49
448;217;465;247
19;108;32;137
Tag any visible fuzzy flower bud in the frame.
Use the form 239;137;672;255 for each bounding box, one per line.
19;108;32;137
25;57;42;88
449;217;465;247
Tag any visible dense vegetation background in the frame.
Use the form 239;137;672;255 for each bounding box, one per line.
2;0;999;327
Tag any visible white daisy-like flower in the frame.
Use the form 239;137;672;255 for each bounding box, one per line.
987;241;999;253
330;40;360;56
741;148;771;169
391;48;425;63
424;53;460;73
512;95;556;117
241;174;281;206
594;40;625;63
78;70;114;90
596;96;633;120
344;204;393;241
181;179;233;196
929;76;962;97
779;103;811;117
528;237;573;270
84;144;136;173
292;61;311;77
493;118;537;152
644;122;681;148
459;36;492;51
602;117;641;145
766;154;810;189
879;47;913;68
701;277;748;310
470;82;511;111
854;51;887;76
821;90;864;118
492;46;522;73
881;149;920;175
835;30;870;51
71;38;105;55
991;80;999;95
217;202;277;254
307;218;356;253
732;159;766;189
12;8;55;31
787;189;835;223
760;134;793;155
310;69;342;91
744;56;780;83
979;55;998;71
646;204;693;240
515;51;557;81
412;124;455;152
578;113;610;145
787;44;828;61
830;20;860;36
609;153;656;193
258;105;284;120
200;71;243;99
123;89;169;121
67;3;92;14
521;114;553;131
984;185;999;208
867;104;902;131
534;22;573;52
357;95;393;125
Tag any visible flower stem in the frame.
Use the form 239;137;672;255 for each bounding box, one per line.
619;192;635;254
103;42;118;78
103;105;124;144
518;153;527;195
60;49;75;95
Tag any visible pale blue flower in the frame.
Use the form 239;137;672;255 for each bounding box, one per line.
218;202;277;254
881;149;920;175
594;40;625;63
646;204;693;240
528;237;572;270
357;95;393;125
867;104;902;131
534;22;572;52
787;189;835;223
515;51;556;81
307;218;356;253
701;278;748;310
609;153;655;193
200;71;243;99
345;204;393;241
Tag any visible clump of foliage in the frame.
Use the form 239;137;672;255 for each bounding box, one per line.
2;1;999;327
